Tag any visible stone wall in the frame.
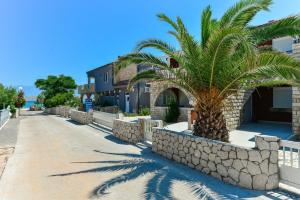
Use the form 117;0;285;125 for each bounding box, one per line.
152;128;280;190
112;119;143;144
222;90;253;131
58;106;71;118
45;107;60;115
70;110;93;125
292;87;300;135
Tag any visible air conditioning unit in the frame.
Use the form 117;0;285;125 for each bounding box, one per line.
144;86;150;93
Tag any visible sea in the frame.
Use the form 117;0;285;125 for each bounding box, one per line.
24;101;35;109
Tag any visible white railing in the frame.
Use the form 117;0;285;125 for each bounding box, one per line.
0;109;10;128
143;119;163;143
280;140;300;168
279;139;300;187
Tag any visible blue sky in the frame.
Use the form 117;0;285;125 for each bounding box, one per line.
0;0;300;88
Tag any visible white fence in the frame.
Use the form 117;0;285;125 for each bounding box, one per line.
143;119;163;143
279;140;300;187
0;109;9;128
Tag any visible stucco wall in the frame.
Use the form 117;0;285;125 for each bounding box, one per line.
152;128;280;190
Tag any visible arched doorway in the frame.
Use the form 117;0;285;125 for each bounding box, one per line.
155;88;190;107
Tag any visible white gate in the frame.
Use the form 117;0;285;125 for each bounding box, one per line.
279;140;300;187
144;119;163;143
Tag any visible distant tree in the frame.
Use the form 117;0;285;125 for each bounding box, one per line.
0;83;17;110
65;96;81;108
15;90;26;115
36;93;45;105
35;75;77;108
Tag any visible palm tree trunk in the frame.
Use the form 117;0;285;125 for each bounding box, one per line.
193;103;229;142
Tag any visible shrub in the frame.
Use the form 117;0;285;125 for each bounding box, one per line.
165;100;180;123
10;105;16;114
139;107;150;116
65;96;81;108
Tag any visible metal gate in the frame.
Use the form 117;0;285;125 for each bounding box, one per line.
143;119;163;143
279;140;300;187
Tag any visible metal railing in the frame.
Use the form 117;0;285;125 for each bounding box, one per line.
0;109;10;128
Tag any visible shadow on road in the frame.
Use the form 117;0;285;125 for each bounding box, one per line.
49;137;299;200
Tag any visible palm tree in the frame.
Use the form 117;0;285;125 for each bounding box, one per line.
116;0;300;142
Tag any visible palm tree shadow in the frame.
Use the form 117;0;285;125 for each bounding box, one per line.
50;149;216;200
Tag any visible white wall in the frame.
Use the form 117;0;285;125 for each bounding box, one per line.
273;87;292;109
272;36;293;53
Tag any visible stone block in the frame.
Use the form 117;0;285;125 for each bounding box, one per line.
253;174;268;190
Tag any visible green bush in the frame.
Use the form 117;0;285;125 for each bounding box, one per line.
44;92;73;108
9;105;16;114
139;107;150;116
123;112;138;117
65;96;81;108
165;100;180;123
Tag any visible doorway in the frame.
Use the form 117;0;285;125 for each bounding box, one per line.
125;94;130;113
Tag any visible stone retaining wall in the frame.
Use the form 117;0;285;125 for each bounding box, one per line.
70;110;93;125
152;128;280;190
45;107;60;115
58;106;71;118
112;119;143;144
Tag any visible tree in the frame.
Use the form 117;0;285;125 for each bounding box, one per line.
35;75;77;108
36;93;45;105
0;84;17;110
116;0;300;142
15;90;26;115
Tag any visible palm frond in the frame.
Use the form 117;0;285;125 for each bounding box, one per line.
157;13;178;31
219;0;272;28
251;15;300;44
115;53;169;74
127;70;165;89
201;6;217;48
134;39;177;55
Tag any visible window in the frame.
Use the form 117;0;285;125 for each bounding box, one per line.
104;72;108;83
273;87;292;109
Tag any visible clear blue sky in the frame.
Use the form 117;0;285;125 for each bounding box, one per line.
0;0;299;87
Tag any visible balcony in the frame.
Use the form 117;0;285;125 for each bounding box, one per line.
78;83;95;94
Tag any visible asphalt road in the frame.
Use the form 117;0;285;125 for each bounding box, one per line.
0;112;298;200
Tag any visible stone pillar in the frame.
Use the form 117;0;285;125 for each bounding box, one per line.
292;87;300;136
254;135;280;190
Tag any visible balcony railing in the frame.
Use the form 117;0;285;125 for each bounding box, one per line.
78;83;95;94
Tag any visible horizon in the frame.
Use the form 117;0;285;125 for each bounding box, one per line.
1;0;300;88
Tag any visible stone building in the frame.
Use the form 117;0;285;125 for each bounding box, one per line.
149;35;300;137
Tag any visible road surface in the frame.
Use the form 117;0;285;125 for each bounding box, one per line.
0;112;298;200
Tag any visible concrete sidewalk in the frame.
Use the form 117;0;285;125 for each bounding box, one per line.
0;114;298;200
0;117;20;148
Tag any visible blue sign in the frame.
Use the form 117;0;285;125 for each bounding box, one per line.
85;98;93;112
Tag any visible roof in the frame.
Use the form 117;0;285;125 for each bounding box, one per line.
86;62;114;75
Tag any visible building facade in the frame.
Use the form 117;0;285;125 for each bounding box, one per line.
78;62;151;113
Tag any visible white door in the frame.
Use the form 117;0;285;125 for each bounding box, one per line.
125;95;130;113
